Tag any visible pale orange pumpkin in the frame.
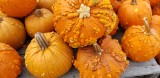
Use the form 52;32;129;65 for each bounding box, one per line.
74;35;129;78
0;0;37;17
25;8;55;38
0;42;22;78
52;0;117;48
121;17;160;62
25;32;74;78
37;0;57;11
118;0;152;29
0;15;26;49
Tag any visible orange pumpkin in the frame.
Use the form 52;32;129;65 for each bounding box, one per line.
149;0;160;7
109;0;126;12
25;32;74;78
74;35;129;78
0;15;26;49
118;0;152;29
0;42;22;78
25;8;55;38
152;4;160;15
121;17;160;62
0;0;37;17
37;0;57;11
52;0;117;48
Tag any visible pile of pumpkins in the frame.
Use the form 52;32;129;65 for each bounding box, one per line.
0;0;160;78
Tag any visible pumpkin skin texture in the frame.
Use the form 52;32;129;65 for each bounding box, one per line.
109;0;126;12
38;0;57;11
74;35;129;78
25;32;74;78
121;17;160;62
0;0;37;17
0;42;22;78
149;0;160;7
118;0;152;29
52;0;116;48
25;8;55;38
0;16;26;49
152;4;160;16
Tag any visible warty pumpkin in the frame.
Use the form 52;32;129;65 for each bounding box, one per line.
25;8;55;38
0;0;37;17
25;32;74;78
118;0;152;29
74;35;129;78
52;0;117;48
109;0;126;12
0;15;26;49
37;0;57;11
121;17;160;62
0;42;22;78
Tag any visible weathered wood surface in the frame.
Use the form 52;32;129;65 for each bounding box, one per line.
18;28;160;78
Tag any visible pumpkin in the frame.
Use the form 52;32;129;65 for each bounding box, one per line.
121;17;160;62
118;0;152;29
149;0;160;7
37;0;56;11
0;42;22;78
74;35;129;78
25;8;55;38
25;32;74;78
52;0;117;48
152;4;160;15
0;0;37;17
109;0;126;12
0;15;26;49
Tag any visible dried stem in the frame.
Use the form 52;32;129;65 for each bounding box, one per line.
131;0;137;5
93;43;103;56
34;9;43;17
143;17;151;35
35;32;50;50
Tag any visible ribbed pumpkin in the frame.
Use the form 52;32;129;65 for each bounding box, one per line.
0;15;26;49
109;0;126;12
37;0;57;11
25;32;74;78
118;0;152;29
52;0;117;48
0;42;22;78
74;35;129;78
121;17;160;62
0;0;37;17
152;4;160;15
25;8;55;38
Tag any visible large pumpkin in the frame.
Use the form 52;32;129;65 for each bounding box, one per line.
109;0;126;12
52;0;117;48
0;0;37;17
118;0;152;29
0;42;22;78
25;8;55;38
121;17;160;62
37;0;57;11
0;15;26;49
25;32;74;78
74;35;129;78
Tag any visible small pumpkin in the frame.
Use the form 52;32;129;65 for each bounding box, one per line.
74;35;129;78
0;42;22;78
109;0;126;12
0;0;37;17
37;0;57;11
152;4;160;15
121;17;160;62
25;8;55;38
0;15;26;49
149;0;160;7
25;32;74;78
118;0;152;29
52;0;117;48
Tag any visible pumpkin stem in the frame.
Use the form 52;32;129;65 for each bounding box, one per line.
35;32;50;50
34;9;43;17
143;17;151;35
93;43;103;56
131;0;137;5
0;17;3;23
